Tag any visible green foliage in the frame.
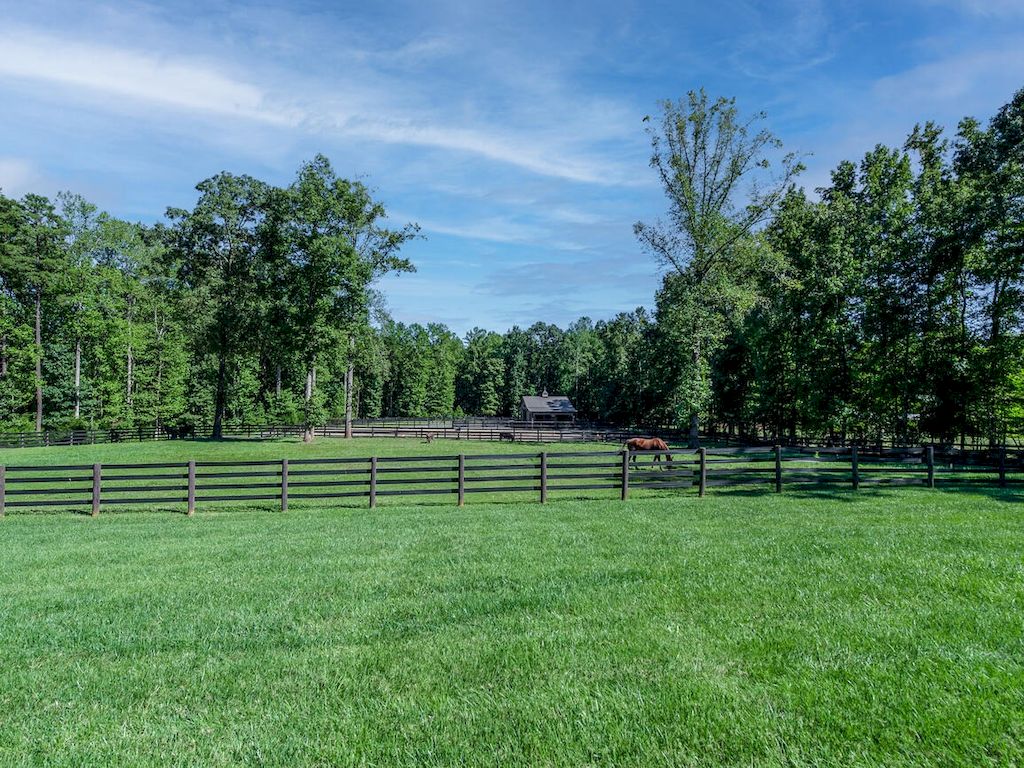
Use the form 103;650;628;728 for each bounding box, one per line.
636;90;803;442
674;87;1024;446
457;328;504;416
2;89;1024;444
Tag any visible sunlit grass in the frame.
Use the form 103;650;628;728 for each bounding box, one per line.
1;487;1022;766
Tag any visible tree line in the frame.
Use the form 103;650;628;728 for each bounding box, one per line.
1;89;1022;446
642;88;1024;447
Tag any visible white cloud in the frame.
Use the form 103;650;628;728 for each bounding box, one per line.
410;215;545;245
0;28;295;125
344;120;622;185
871;45;1024;109
923;0;1024;17
482;256;656;297
0;24;639;186
0;157;45;197
793;38;1024;194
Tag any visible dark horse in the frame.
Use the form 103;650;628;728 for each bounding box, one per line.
624;437;673;469
164;424;196;440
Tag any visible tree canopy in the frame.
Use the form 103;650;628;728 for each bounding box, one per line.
2;89;1024;448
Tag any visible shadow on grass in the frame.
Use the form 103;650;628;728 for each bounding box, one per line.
3;481;1021;520
710;482;1024;505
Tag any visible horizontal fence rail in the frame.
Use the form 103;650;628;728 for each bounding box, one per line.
0;445;1021;518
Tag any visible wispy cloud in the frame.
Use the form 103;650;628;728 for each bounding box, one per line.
0;157;45;197
481;257;655;297
724;0;837;80
3;0;1023;334
0;28;293;125
871;42;1024;111
0;23;637;185
409;215;547;246
921;0;1024;17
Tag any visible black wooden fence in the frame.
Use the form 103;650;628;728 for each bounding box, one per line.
0;421;657;449
4;418;1020;452
0;445;1020;518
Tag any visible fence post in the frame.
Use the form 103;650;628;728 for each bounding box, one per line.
698;447;707;497
926;446;935;489
369;457;377;508
91;463;101;517
0;465;5;518
458;454;465;507
280;458;289;512
999;447;1007;488
774;445;782;493
540;451;548;503
620;450;629;501
187;460;196;516
851;446;859;491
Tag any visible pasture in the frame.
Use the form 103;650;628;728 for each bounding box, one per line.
1;439;1022;766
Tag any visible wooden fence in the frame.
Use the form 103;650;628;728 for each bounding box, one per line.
0;445;1020;518
4;418;1019;452
0;421;663;449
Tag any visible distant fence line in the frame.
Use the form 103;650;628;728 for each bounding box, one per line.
0;420;667;449
0;445;1020;518
0;418;1015;452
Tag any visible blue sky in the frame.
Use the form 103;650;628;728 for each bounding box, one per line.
2;0;1023;335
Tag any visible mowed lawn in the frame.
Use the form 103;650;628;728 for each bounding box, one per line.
0;435;623;468
1;441;1022;766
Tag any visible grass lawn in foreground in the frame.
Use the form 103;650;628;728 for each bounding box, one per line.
1;487;1022;766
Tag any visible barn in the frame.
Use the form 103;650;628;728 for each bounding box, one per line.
519;394;577;424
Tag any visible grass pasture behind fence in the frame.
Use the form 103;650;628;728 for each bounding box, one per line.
0;444;1021;517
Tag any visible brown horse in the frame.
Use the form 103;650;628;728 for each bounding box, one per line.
624;437;673;468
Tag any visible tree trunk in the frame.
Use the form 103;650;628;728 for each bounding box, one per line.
688;411;699;448
126;343;133;409
213;353;227;440
687;340;700;448
74;339;81;419
988;278;1005;447
345;335;354;439
126;297;134;414
34;290;42;433
275;365;282;398
303;366;315;443
345;361;354;439
154;307;164;429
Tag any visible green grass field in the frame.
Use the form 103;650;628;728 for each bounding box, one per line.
1;438;1022;766
0;435;621;468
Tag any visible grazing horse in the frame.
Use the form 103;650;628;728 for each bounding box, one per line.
624;437;673;469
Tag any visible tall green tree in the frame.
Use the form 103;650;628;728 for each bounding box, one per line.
0;194;68;431
283;155;416;440
167;173;270;438
635;90;802;445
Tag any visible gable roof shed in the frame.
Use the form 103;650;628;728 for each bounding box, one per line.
520;395;577;422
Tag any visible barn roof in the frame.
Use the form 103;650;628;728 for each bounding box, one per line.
521;395;577;415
